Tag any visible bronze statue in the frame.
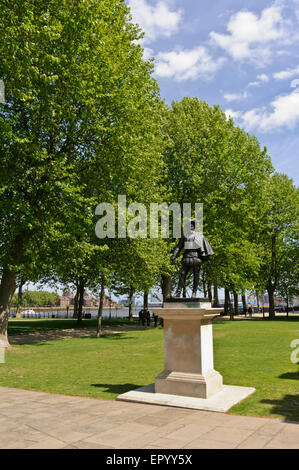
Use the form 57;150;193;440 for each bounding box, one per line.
171;219;214;298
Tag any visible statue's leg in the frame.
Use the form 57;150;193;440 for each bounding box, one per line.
174;265;189;297
192;263;201;298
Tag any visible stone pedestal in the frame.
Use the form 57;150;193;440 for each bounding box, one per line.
153;298;223;399
116;297;256;412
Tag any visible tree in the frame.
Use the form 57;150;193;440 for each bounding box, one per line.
257;174;299;318
0;0;165;346
162;97;273;299
11;290;59;307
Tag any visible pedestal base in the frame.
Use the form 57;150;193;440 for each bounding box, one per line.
155;369;223;399
117;384;256;413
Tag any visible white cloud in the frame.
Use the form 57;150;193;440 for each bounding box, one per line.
274;65;299;80
225;109;241;120
224;91;249;102
128;0;183;44
247;73;269;87
155;47;225;81
142;47;154;60
236;90;299;131
258;74;269;82
210;5;287;64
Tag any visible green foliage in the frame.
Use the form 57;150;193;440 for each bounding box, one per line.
0;0;168;339
256;173;299;309
11;290;59;307
163;97;274;294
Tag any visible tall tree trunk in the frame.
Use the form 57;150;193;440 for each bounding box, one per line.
233;290;239;316
0;266;17;348
143;292;148;310
16;278;25;318
224;289;230;316
202;272;207;298
207;283;212;304
255;291;260;311
161;275;171;303
128;285;134;321
183;286;187;298
73;282;79;319
268;285;275;319
213;284;220;307
77;280;85;325
96;279;105;337
241;292;247;314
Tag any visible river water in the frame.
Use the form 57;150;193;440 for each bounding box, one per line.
12;305;162;319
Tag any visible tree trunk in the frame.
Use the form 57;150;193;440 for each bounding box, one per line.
183;286;187;298
256;291;260;311
161;275;171;303
96;280;105;337
229;295;234;320
73;283;79;319
202;272;207;298
16;278;25;318
224;289;230;316
207;283;212;304
233;291;239;316
143;292;148;310
77;281;85;325
268;285;275;319
213;285;220;307
286;295;289;317
128;285;134;321
0;266;17;348
242;292;247;315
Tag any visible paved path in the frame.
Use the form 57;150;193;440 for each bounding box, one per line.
0;387;298;449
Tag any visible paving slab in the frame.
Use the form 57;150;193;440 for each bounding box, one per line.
0;386;298;449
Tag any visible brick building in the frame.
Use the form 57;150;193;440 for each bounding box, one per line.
58;288;117;308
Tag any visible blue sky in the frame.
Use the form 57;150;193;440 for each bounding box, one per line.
128;0;299;185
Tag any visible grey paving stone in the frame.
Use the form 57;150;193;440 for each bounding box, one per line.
0;386;297;449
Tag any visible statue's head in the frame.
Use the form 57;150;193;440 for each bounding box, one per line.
183;218;202;235
190;218;196;230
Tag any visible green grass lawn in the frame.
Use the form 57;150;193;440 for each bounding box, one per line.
1;317;298;421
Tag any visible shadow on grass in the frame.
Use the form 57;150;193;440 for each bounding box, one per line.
215;318;268;324
261;394;299;422
8;318;137;335
9;329;136;346
91;383;143;395
215;315;299;325
279;371;299;380
83;333;135;341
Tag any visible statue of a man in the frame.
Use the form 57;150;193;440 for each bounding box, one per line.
171;219;214;298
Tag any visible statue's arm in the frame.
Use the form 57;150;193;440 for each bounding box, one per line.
171;237;184;262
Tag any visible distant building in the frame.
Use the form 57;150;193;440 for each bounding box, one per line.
58;288;117;308
292;296;299;307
